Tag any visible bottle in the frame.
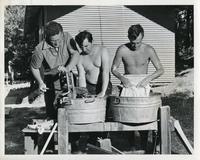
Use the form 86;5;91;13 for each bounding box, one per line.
60;73;68;92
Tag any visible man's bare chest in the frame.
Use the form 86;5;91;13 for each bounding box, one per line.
82;55;101;71
122;51;149;66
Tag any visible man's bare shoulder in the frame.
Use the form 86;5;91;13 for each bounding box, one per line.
118;44;128;50
116;44;129;55
93;45;109;57
143;43;156;55
143;43;154;50
95;45;107;52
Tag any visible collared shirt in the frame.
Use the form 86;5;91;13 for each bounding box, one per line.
30;32;78;90
31;32;76;70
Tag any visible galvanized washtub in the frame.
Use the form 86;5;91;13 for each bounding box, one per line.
109;93;161;123
65;97;107;124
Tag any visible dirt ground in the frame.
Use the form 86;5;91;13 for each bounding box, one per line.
4;70;194;154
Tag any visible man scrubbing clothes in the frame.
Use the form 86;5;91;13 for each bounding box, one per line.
111;24;164;153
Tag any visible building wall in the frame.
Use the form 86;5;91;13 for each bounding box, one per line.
47;6;175;85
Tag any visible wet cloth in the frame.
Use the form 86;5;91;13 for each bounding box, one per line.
120;74;151;97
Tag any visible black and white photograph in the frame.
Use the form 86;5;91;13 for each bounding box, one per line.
1;0;199;159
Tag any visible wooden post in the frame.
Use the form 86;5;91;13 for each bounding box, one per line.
24;133;38;154
160;106;171;154
58;107;69;154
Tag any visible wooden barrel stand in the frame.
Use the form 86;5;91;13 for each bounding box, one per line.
57;105;171;154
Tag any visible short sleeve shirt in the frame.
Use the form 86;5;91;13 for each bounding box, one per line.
31;32;75;70
30;32;78;90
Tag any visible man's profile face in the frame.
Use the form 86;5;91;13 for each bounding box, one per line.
81;38;92;54
129;33;143;51
48;32;62;48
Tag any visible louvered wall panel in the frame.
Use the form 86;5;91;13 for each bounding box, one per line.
51;5;175;85
54;6;102;74
55;6;102;46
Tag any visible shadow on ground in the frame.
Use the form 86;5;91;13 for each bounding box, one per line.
5;88;30;104
5;107;46;154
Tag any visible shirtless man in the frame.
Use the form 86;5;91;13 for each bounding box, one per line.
75;30;112;97
111;24;164;152
111;24;164;88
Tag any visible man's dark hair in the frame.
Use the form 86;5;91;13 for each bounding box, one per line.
75;30;93;47
45;21;63;38
128;24;144;41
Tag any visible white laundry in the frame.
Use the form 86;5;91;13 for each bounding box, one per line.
120;74;151;97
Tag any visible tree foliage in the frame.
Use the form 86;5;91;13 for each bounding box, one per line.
175;6;193;73
4;6;37;80
4;6;25;44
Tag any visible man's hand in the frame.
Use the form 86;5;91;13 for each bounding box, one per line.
58;65;69;73
39;82;48;92
121;77;133;88
97;92;105;98
136;78;149;88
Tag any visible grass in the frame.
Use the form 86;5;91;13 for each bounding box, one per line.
162;94;194;154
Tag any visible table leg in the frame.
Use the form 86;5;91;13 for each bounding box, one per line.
58;107;69;154
24;133;38;154
160;106;171;154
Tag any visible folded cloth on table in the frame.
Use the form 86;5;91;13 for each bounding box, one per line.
27;119;54;134
120;74;151;97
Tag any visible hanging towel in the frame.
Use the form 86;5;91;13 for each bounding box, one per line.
120;74;151;97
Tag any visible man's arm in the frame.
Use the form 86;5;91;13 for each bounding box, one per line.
137;46;164;87
66;38;80;72
59;38;80;73
31;67;48;92
66;49;80;71
30;50;48;92
111;46;132;88
77;58;86;87
97;48;110;97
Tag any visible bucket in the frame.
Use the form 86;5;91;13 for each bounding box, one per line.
66;97;107;124
109;93;161;123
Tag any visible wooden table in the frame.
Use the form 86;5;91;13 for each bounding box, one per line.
22;106;171;154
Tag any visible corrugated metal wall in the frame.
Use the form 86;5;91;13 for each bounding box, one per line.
53;6;175;85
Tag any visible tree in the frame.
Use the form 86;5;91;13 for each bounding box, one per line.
4;6;36;80
4;6;25;45
175;6;193;73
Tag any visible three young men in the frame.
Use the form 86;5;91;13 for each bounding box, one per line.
31;22;164;152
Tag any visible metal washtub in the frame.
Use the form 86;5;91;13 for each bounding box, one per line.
65;97;107;124
109;93;161;123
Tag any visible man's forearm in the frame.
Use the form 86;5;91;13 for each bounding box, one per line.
112;68;125;82
31;67;44;85
44;66;59;75
101;71;109;94
141;68;164;85
152;68;164;80
66;52;79;71
78;76;86;87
